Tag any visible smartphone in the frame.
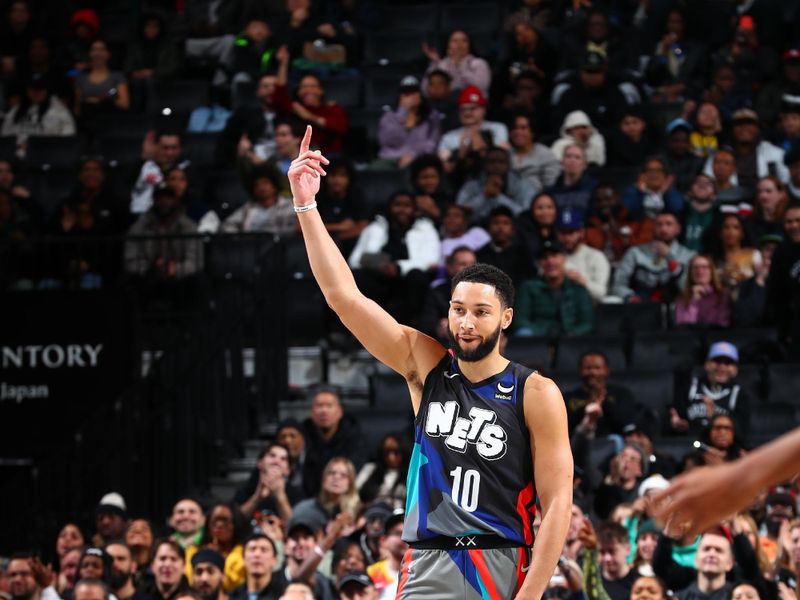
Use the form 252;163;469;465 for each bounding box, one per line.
693;440;712;452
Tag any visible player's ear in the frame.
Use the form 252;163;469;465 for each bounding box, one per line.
501;307;513;330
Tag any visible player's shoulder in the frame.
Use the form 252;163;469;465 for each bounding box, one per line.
522;371;564;405
522;370;558;391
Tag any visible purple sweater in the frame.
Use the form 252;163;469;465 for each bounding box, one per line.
674;290;731;327
378;108;442;161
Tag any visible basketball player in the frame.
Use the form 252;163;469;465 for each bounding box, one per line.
288;126;573;600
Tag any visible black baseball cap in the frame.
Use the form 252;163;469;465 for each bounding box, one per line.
338;571;374;592
537;239;566;259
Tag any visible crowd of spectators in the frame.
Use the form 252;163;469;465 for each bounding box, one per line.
2;1;800;600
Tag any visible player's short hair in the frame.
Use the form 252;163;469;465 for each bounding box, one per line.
451;263;515;309
596;521;630;547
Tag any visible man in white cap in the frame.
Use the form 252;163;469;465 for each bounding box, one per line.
670;342;751;436
94;493;129;546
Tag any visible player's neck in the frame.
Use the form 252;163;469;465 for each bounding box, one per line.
457;353;509;383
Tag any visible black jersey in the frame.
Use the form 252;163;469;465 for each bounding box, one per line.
402;352;538;546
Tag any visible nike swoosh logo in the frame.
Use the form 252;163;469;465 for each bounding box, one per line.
444;372;460;379
497;383;514;393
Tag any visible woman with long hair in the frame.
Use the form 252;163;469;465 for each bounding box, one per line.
422;30;490;94
675;254;731;327
356;433;409;509
187;503;248;592
74;38;130;120
750;176;790;241
126;519;155;581
145;540;190;600
292;457;362;530
56;523;85;559
701;414;747;463
517;192;558;259
378;77;442;169
733;513;772;577
712;213;761;299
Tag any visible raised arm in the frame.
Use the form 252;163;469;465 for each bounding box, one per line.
516;374;573;600
289;126;445;407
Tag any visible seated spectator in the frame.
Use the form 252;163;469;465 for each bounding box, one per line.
230;19;279;87
124;183;202;279
653;528;733;600
517;192;557;260
749;175;789;241
189;549;226;600
423;30;491;95
674;254;732;328
168;498;205;551
276;418;311;503
508;111;561;196
438;208;488;265
551;110;606;167
682;174;718;252
564;350;640;436
611;212;695;303
339;573;376;600
710;21;777;100
217;72;279;167
235;443;293;521
644;8;707;104
0;1;34;79
330;540;368;585
409;154;452;223
302;386;366;496
228;535;280;600
496;71;550;135
476;206;534;285
585;183;654;265
378;75;442;169
166;166;209;225
559;8;638;80
124;12;183;84
514;239;595;337
419;246;477;342
773;99;800;153
126;519;155;579
367;511;408;600
706;147;749;205
221;167;296;236
765;205;800;353
0;159;35;222
702;65;752;125
52;157;124;235
698;414;748;465
76;547;114;591
759;492;797;564
584;521;638;600
355;434;408;509
131;130;188;214
263;118;303;195
74;39;130;123
492;20;558;107
623;157;684;220
664;119;704;194
349;191;439;323
140;540;190;600
273;59;348;155
671;341;751;436
689;102;722;159
187;504;247;593
316;158;368;256
733;233;779;326
546;144;598;214
712;214;761;299
622;424;677;477
593;444;646;520
437;86;509;175
608;105;657;169
1;74;76;158
556;207;611;302
424;69;458;132
552;51;629;136
292;457;362;530
456;146;536;221
65;8;100;73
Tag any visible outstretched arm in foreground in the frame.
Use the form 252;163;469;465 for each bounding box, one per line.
289;126;444;409
652;427;800;539
516;375;574;600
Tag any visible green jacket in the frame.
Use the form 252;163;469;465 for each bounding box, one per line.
514;278;595;336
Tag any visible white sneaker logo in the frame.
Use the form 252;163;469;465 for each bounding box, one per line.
497;382;514;393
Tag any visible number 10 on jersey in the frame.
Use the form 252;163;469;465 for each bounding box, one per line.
450;466;481;512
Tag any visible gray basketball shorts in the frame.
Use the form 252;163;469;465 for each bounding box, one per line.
395;546;531;600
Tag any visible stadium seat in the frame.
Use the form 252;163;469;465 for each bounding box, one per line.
323;75;362;109
344;107;385;161
594;303;664;335
364;75;404;109
652;436;695;463
0;136;17;161
440;3;500;34
285;278;326;345
184;133;220;167
349;407;414;454
629;331;702;369
29;166;77;220
504;336;552;370
554;336;627;372
364;32;429;66
589;437;617;471
608;369;674;422
283;236;312;277
437;31;497;60
749;402;797;438
766;364;799;404
25;136;85;170
704;328;783;364
212;171;250;216
378;5;438;32
95;135;143;167
370;372;411;413
356;169;410;216
147;80;210;116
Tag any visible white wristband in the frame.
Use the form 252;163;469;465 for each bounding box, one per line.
294;201;318;213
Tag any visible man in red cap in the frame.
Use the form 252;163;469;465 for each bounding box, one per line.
437;85;509;173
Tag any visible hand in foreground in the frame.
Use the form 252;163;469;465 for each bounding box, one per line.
651;462;750;539
288;126;329;206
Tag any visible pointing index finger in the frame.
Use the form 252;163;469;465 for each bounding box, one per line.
300;125;312;154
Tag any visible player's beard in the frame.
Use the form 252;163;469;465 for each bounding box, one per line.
448;323;502;362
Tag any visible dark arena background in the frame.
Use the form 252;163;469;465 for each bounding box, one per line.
1;1;799;599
